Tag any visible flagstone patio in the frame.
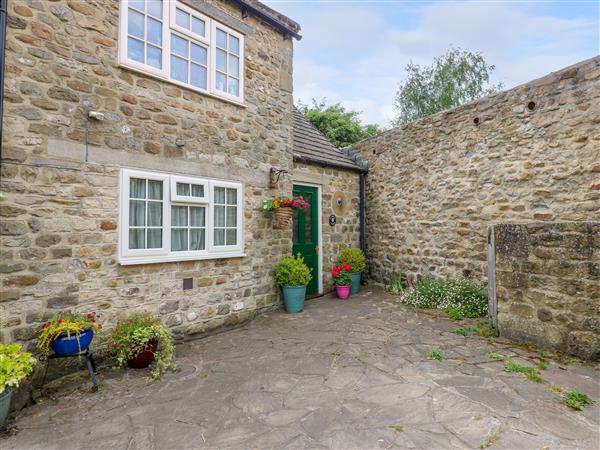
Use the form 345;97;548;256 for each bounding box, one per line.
2;288;599;449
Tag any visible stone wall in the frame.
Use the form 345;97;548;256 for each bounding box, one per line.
494;222;599;359
292;162;361;292
1;0;297;347
352;57;600;286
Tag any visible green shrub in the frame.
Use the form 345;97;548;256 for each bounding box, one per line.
400;277;487;319
275;254;312;286
337;247;366;273
0;344;37;394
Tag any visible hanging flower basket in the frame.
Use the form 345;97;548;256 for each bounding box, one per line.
263;196;309;230
273;208;294;229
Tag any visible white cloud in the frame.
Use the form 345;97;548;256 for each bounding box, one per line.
268;1;598;127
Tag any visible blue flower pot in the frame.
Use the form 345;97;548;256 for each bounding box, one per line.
349;272;361;295
0;388;12;428
282;285;306;313
50;329;94;356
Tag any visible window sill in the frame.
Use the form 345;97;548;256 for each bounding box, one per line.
119;63;247;109
119;252;246;266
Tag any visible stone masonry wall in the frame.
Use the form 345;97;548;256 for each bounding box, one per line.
352;57;600;286
494;222;599;359
1;0;296;348
292;162;361;292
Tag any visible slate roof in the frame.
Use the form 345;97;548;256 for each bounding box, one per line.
292;107;366;172
232;0;301;39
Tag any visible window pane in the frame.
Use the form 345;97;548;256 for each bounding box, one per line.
129;0;145;12
171;55;188;83
226;229;237;246
171;205;188;226
129;228;145;249
191;44;207;64
147;0;162;18
147;201;162;226
192;17;205;36
226;206;237;227
171;228;187;251
147;45;162;69
129;200;146;226
147;229;162;248
128;8;144;39
214;229;225;246
190;64;207;89
226;188;237;205
216;29;227;49
190;207;205;226
214;187;226;204
148;180;163;199
214;205;225;227
128;37;144;63
216;49;227;72
304;193;313;243
176;182;190;196
171;34;188;57
191;184;205;198
228;55;239;77
130;178;146;198
215;72;227;92
147;17;162;45
176;8;190;29
228;77;239;97
229;35;239;55
190;228;205;251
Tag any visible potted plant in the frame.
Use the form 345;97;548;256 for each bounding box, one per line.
37;313;101;357
275;254;312;313
337;247;366;295
332;264;352;299
0;344;36;428
263;196;309;229
110;314;176;381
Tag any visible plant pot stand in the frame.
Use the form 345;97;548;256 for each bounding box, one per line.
39;348;98;393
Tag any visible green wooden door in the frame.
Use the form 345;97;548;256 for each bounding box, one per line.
292;184;319;296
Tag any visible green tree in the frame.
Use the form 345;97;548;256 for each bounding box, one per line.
298;99;381;148
393;47;503;126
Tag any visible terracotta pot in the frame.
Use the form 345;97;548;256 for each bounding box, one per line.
127;341;157;369
273;208;294;229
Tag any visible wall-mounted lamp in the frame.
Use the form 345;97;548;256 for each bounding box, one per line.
88;110;105;121
175;137;185;147
269;167;288;188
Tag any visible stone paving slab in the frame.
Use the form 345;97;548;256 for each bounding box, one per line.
2;288;599;449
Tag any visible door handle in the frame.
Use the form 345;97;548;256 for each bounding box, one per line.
315;246;319;254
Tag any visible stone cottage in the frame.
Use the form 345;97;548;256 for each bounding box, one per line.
0;0;363;346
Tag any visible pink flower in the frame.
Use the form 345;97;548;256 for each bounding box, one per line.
343;264;351;271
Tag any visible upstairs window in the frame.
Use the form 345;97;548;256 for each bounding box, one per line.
119;0;244;102
119;169;244;265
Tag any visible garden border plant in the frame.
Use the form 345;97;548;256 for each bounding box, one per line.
1;344;37;427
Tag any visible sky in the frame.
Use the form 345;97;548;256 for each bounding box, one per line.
265;0;600;127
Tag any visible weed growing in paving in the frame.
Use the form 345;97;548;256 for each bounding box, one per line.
388;424;404;433
400;277;487;320
563;390;594;410
386;273;405;295
453;326;474;336
537;361;548;370
489;352;507;361
504;362;544;383
427;347;444;360
473;320;495;338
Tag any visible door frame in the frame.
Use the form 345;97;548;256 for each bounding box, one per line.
293;182;323;295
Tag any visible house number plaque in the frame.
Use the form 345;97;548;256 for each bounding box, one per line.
329;214;337;226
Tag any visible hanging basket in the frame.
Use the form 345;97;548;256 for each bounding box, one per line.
273;208;294;229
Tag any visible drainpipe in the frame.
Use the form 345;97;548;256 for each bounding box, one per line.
359;172;366;285
0;0;7;146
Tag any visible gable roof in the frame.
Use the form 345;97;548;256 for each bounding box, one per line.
292;108;367;173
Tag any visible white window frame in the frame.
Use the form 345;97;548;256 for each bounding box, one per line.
118;169;244;265
170;175;209;204
118;0;244;104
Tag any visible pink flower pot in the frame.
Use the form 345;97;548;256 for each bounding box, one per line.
336;285;351;300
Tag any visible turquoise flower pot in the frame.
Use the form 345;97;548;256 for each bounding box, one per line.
0;388;13;428
349;272;361;295
282;285;306;313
